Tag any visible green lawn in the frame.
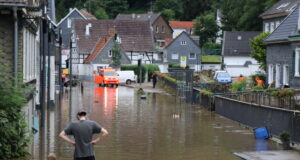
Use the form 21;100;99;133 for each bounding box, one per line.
201;56;220;63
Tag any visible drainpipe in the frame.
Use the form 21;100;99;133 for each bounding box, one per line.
13;7;18;85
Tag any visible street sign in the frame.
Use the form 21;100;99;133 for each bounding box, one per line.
180;56;187;68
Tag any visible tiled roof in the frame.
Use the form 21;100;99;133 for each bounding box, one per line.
0;0;27;3
260;0;299;19
74;19;155;54
115;12;160;25
169;21;195;30
222;31;261;56
80;9;97;20
265;5;299;43
84;37;112;64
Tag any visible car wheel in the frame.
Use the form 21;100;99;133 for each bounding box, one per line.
126;80;131;85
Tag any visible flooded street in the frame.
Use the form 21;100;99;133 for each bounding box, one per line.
33;82;281;160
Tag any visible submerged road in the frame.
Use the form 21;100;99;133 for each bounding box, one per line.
32;82;282;160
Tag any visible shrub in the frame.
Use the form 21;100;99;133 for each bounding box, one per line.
230;79;247;92
156;72;178;85
250;73;266;87
271;88;295;98
251;86;264;92
0;50;30;159
200;89;214;97
279;131;291;141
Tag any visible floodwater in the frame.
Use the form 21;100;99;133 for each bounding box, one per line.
32;82;281;160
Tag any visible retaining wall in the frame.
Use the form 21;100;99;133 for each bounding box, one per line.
215;95;300;143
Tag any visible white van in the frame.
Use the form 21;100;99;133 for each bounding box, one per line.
117;71;137;84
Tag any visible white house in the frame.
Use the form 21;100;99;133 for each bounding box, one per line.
222;31;262;77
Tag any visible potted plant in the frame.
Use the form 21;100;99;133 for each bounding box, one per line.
280;131;291;150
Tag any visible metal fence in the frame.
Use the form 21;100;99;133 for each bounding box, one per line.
222;92;300;110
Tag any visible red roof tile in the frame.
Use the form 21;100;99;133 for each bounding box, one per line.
74;19;155;54
0;0;27;3
80;9;97;20
84;37;112;64
169;21;196;31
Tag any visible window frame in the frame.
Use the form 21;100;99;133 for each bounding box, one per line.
108;50;113;57
181;41;187;45
189;53;196;59
264;23;269;32
171;52;179;60
295;48;300;77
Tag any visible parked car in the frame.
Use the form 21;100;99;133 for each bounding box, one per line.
214;71;232;83
117;71;137;84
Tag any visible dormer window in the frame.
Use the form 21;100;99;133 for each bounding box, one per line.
237;35;242;40
67;18;71;28
265;23;269;32
276;2;290;10
181;41;186;45
108;50;113;57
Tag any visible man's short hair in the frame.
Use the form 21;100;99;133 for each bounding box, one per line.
77;111;87;116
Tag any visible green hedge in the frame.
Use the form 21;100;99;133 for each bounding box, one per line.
121;64;160;82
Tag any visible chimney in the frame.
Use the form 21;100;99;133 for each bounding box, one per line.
69;8;73;12
132;13;136;19
108;28;116;37
85;23;92;36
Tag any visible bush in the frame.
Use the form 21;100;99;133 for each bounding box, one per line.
200;89;214;97
280;131;291;141
250;73;266;87
121;64;160;82
230;79;247;92
0;50;30;159
156;72;178;85
271;88;295;98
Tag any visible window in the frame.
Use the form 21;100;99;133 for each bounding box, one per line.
275;64;281;88
295;48;300;76
67;18;71;28
181;41;187;45
275;21;280;28
283;65;289;85
270;22;275;32
237;35;242;40
108;50;113;57
268;64;274;84
189;53;196;59
276;2;290;10
264;23;269;32
162;26;165;33
172;53;179;59
156;25;159;33
23;29;37;82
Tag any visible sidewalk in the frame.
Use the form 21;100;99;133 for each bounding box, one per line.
234;150;300;160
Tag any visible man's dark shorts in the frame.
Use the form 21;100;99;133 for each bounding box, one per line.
75;156;95;160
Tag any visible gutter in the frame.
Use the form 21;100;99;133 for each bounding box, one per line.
13;7;18;85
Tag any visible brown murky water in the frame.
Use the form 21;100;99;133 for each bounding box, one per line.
32;82;281;160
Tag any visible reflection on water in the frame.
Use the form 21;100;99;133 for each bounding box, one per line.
33;82;280;160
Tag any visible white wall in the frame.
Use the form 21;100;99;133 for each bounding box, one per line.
225;64;262;77
201;64;221;71
224;56;262;77
224;56;258;66
126;52;154;64
172;29;186;38
158;64;168;73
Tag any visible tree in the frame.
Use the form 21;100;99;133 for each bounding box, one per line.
250;32;270;71
194;12;219;47
104;0;129;18
94;7;109;19
161;9;175;21
220;0;246;31
111;43;122;67
154;0;183;19
0;50;30;159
